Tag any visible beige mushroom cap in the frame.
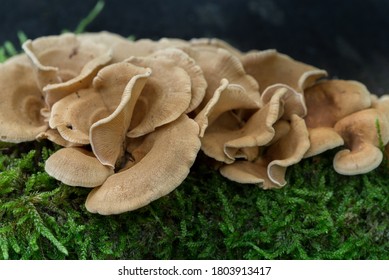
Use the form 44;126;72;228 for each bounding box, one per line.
220;114;310;189
45;147;114;187
181;46;260;109
90;62;151;168
304;79;372;128
0;54;47;143
150;48;208;113
22;33;112;107
195;79;261;137
49;88;109;145
304;127;344;158
85;114;201;215
333;108;389;175
126;55;192;137
242;49;327;93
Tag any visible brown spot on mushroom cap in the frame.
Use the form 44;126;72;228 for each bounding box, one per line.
242;49;327;93
304;79;372;128
333;108;389;175
126;55;192;137
45;147;114;187
0;54;47;143
220;114;310;189
49;88;109;145
90;63;151;168
150;48;208;113
85;114;201;215
22;33;112;107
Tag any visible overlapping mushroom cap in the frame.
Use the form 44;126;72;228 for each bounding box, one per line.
1;31;388;215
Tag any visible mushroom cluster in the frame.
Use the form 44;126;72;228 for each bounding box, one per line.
0;31;388;215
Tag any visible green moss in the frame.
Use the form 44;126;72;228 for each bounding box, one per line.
0;142;388;260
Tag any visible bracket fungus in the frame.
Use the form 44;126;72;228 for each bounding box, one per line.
1;31;388;214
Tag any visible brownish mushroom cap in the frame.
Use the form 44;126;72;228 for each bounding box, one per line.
180;46;260;109
333;108;389;175
125;55;192;137
45;147;114;187
220;114;310;188
90;63;151;168
304;79;372;128
49;88;109;145
85;114;201;215
0;54;47;143
194;78;260;137
242;49;327;93
22;33;112;107
150;48;208;113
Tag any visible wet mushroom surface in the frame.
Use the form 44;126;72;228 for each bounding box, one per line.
0;31;388;215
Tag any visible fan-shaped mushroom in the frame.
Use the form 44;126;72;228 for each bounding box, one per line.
45;147;114;187
220;114;310;189
22;33;112;107
85;115;201;215
242;49;327;93
303;79;372;157
0;54;47;142
90;62;151;168
125;55;192;137
333;108;389;175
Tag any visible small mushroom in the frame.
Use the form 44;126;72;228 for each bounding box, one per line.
303;79;372;157
45;147;114;187
304;79;372;128
333;108;389;175
0;54;47;143
85;114;201;215
242;49;327;93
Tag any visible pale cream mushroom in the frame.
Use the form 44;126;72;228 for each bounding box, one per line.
45;147;114;187
90;62;151;168
22;33;112;107
220;114;310;189
304;79;372;157
241;49;327;93
125;55;192;137
333;108;389;175
85;115;201;215
0;54;47;142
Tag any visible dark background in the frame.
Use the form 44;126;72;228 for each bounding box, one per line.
1;0;389;95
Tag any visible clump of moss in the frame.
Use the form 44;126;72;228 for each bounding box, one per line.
0;141;388;259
